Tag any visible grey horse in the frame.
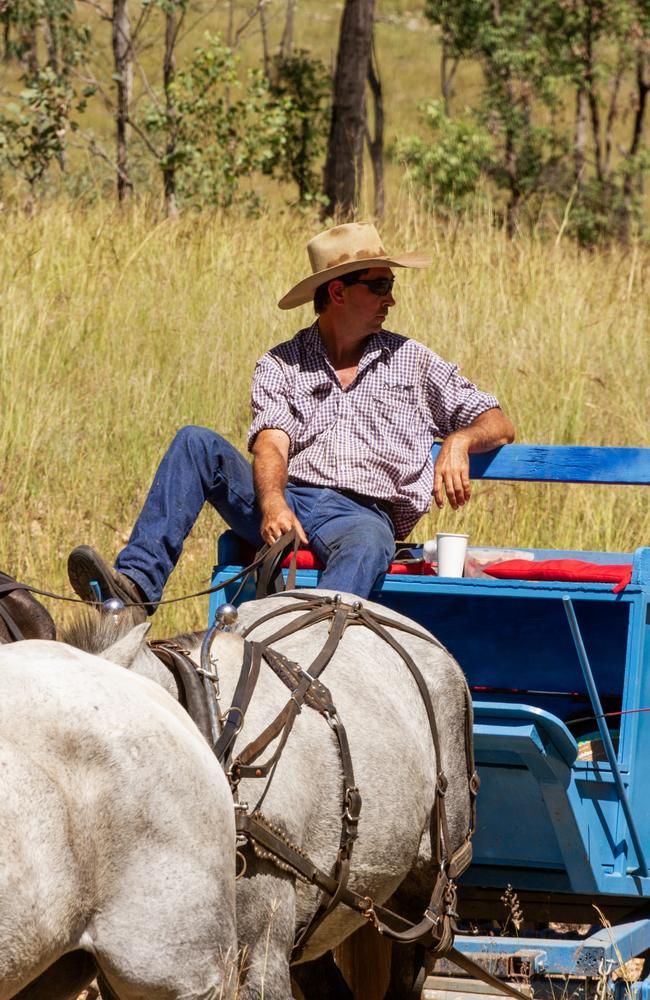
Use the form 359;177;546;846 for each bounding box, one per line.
0;637;238;1000
67;590;475;1000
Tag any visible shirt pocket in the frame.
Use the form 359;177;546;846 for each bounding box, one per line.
370;382;427;446
290;383;336;443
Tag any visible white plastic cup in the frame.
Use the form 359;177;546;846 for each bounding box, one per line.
436;532;469;577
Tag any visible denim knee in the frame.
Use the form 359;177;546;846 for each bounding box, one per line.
329;517;394;566
171;424;220;455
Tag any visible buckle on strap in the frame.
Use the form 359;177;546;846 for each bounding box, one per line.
344;786;362;820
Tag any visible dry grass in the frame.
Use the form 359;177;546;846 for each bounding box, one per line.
1;194;648;636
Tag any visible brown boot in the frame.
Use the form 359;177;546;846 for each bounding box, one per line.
67;546;148;624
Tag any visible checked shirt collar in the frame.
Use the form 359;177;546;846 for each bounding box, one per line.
305;321;391;388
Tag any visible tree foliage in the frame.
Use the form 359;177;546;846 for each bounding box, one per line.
417;0;650;241
267;50;330;205
394;100;494;211
137;34;323;210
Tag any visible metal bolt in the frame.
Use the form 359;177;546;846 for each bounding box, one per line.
215;603;239;626
102;597;125;615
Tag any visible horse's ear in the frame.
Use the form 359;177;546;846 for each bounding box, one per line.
102;621;151;668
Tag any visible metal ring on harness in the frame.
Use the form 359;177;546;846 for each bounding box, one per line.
235;850;247;880
220;704;245;737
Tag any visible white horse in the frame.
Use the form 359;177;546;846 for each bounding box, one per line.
0;637;238;1000
65;590;476;1000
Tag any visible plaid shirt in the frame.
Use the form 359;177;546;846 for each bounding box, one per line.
248;323;500;538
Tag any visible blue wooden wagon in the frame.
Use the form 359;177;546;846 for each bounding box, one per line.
210;443;650;1000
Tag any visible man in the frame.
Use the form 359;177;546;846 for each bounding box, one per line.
68;222;514;618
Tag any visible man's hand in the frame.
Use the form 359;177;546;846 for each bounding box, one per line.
433;407;515;510
433;432;472;509
260;496;308;547
252;428;308;547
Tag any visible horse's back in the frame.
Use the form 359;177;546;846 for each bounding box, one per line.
224;591;474;960
0;640;238;1000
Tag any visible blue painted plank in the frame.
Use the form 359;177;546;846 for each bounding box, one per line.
455;918;650;973
431;444;650;485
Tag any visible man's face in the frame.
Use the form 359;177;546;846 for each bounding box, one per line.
338;266;396;334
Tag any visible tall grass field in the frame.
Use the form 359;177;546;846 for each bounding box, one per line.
1;198;648;635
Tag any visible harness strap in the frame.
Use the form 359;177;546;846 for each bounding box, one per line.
238;811;456;950
291;711;361;960
356;607;452;868
255;531;300;598
233;607;350;777
149;640;212;743
238;611;351;812
0;576;30;597
213;641;262;768
240;595;327;636
0;600;25;641
447;947;534;1000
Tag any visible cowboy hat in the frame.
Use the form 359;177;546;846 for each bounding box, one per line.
278;222;431;310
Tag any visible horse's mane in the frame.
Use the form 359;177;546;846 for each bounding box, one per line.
61;612;205;657
61;610;139;655
172;629;205;648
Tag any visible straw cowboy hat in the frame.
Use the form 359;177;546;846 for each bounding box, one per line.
278;222;432;309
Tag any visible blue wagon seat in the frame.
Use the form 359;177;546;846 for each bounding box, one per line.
224;537;438;575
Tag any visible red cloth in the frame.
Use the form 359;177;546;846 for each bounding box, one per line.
280;550;436;575
484;559;633;593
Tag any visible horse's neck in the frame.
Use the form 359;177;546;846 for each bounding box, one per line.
132;644;180;699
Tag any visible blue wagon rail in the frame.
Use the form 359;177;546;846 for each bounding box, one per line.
210;443;650;999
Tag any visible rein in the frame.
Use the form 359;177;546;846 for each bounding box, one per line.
0;530;301;614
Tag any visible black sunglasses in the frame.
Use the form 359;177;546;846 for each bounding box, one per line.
342;275;396;296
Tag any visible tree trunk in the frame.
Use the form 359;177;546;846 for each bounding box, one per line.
163;5;178;217
22;25;38;78
43;15;58;74
226;0;235;48
43;14;68;172
603;53;624;181
573;85;586;189
323;0;375;219
583;6;602;183
366;41;384;219
440;38;457;115
279;0;296;60
622;52;650;239
259;0;270;80
2;12;10;63
112;0;133;200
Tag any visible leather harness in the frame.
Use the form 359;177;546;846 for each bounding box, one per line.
148;534;533;1000
155;587;480;966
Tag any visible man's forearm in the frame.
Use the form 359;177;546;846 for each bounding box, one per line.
452;407;515;453
253;442;289;513
252;431;308;545
433;407;515;509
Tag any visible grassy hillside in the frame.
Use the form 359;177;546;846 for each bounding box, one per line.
1;197;648;636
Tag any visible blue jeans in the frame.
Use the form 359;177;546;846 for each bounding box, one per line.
115;426;396;604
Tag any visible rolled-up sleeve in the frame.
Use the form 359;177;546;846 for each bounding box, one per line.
247;354;296;451
425;352;500;438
